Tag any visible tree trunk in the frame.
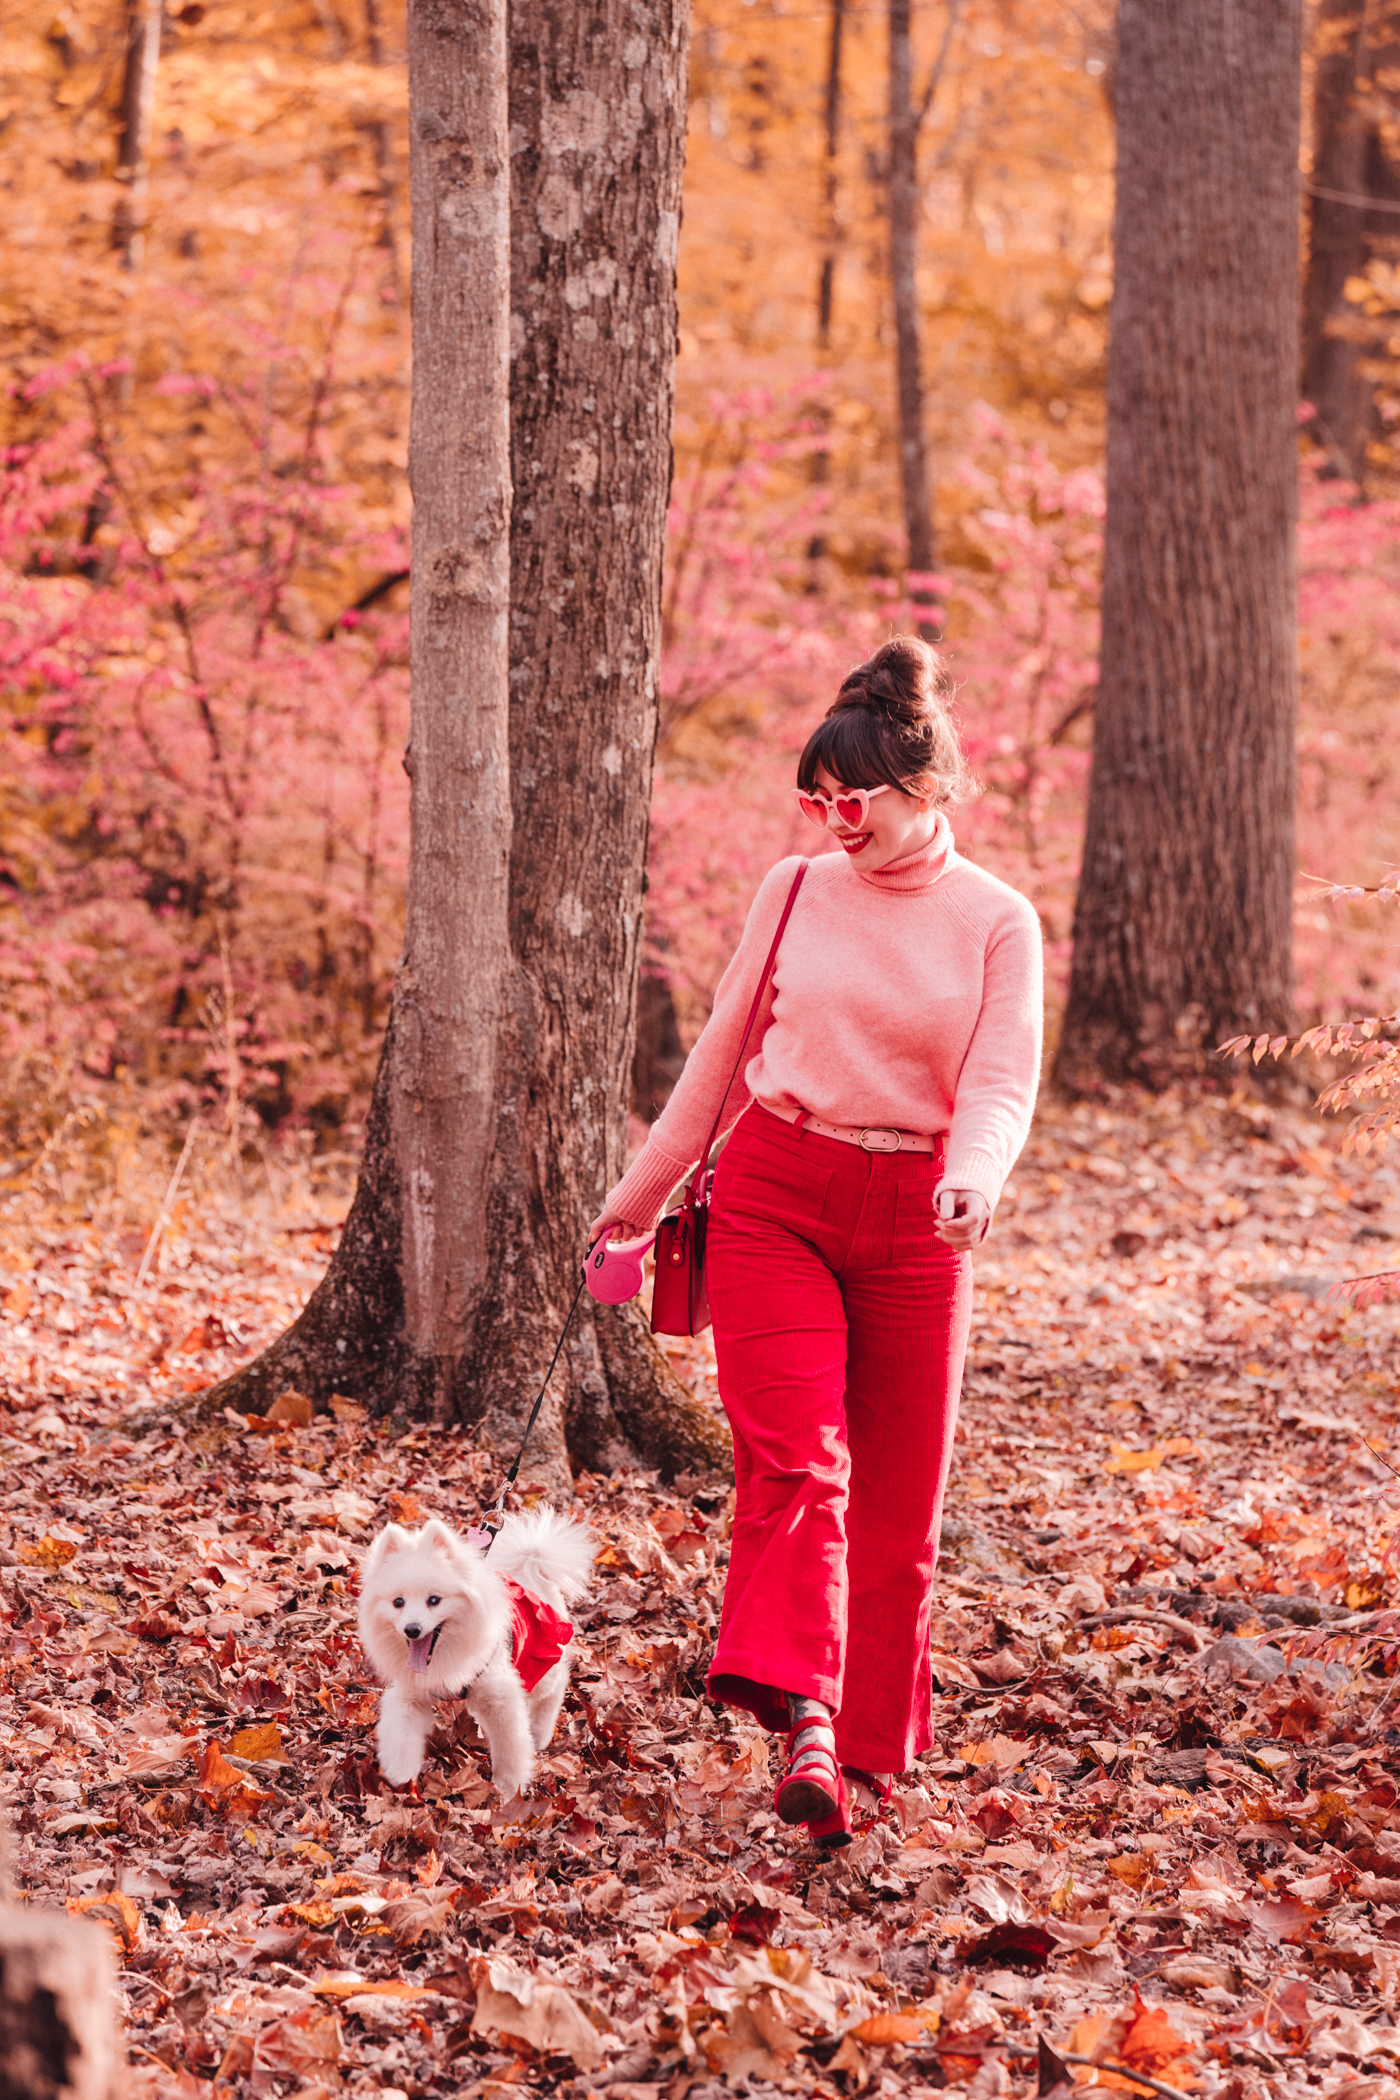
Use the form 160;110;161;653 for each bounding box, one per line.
888;0;938;637
0;1902;119;2100
362;0;404;297
112;0;161;270
807;0;844;569
387;0;514;1425
817;0;845;351
1054;0;1301;1093
187;0;730;1487
469;0;728;1486
1302;0;1400;485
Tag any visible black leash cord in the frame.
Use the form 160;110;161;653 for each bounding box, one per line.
481;1251;596;1551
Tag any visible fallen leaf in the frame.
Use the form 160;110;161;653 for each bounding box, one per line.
963;1921;1055;1970
1107;1855;1153;1890
958;1734;1030;1772
704;1997;794;2081
963;1872;1030;1925
847;2011;931;2044
1104;1443;1166;1474
309;1971;431;2001
331;1488;376;1531
124;1735;191;1775
380;1893;457;1944
973;1647;1030;1685
930;1649;982;1689
1158;1956;1238;1991
267;1388;314;1426
469;1954;606;2070
1243;1893;1324;1941
582;1877;627;1917
825;2034;871;2081
18;1534;79;1568
215;1577;281;1617
1119;1992;1198;2081
195;1739;275;1816
250;2007;341;2081
227;1721;287;1763
68;1889;143;1953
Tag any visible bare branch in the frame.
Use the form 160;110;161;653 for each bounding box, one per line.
915;0;962;134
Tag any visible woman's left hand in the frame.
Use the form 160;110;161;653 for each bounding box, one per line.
934;1187;991;1249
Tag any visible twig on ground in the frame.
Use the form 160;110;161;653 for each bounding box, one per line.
1075;1608;1207;1653
989;2042;1194;2100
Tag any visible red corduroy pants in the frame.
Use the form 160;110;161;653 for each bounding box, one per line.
705;1105;971;1774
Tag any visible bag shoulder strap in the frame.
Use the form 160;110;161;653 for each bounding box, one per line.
685;859;808;1204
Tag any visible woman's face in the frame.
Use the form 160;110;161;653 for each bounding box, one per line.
813;762;941;872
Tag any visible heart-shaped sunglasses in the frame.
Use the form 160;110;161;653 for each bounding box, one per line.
792;782;894;830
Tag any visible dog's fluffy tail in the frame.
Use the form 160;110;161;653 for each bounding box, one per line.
491;1507;595;1605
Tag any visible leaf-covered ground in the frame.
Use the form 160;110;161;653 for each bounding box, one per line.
4;1088;1400;2100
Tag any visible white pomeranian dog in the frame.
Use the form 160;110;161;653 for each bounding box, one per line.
357;1510;593;1797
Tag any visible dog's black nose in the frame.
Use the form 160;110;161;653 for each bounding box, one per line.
403;1622;421;1639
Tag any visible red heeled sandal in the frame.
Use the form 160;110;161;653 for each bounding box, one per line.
775;1719;842;1826
804;1769;853;1851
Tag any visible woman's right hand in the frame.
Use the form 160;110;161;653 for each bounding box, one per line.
587;1209;650;1247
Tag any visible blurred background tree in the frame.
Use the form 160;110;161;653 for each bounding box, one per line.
1056;0;1303;1090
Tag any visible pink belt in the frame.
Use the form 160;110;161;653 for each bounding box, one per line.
760;1102;939;1155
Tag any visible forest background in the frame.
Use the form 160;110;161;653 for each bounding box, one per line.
5;0;1400;1170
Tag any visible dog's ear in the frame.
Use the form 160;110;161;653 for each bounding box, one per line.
418;1519;457;1558
366;1523;414;1565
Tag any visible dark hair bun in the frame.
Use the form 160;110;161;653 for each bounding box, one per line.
796;635;972;805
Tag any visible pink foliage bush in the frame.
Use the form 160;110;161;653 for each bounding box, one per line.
6;352;1400;1144
0;355;408;1138
1295;466;1400;1018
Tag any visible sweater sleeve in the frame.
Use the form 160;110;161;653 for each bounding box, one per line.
602;858;807;1228
936;893;1043;1213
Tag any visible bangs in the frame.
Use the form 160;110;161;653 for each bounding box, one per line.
796;709;913;793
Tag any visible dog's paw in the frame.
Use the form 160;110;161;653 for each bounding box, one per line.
376;1744;424;1787
493;1766;533;1804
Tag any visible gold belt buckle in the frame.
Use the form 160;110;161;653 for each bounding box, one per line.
858;1127;903;1153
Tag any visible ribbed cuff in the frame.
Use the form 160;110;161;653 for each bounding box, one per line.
603;1138;696;1230
936;1149;1004;1214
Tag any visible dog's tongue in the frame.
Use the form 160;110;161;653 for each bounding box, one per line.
406;1633;435;1674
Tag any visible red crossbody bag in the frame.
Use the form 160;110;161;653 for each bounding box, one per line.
651;861;808;1338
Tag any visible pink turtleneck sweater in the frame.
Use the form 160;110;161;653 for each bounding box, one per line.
605;815;1043;1229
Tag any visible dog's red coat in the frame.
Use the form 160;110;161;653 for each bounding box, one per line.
505;1578;573;1691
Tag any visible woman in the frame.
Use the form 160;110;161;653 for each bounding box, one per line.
590;636;1042;1847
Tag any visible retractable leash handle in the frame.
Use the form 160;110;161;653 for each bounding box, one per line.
583;1228;655;1305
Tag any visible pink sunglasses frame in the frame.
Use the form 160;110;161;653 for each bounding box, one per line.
792;782;896;830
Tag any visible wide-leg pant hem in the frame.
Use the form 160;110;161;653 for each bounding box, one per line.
834;1712;936;1774
706;1661;840;1735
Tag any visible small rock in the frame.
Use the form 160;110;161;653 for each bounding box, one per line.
1198;1635;1287;1683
